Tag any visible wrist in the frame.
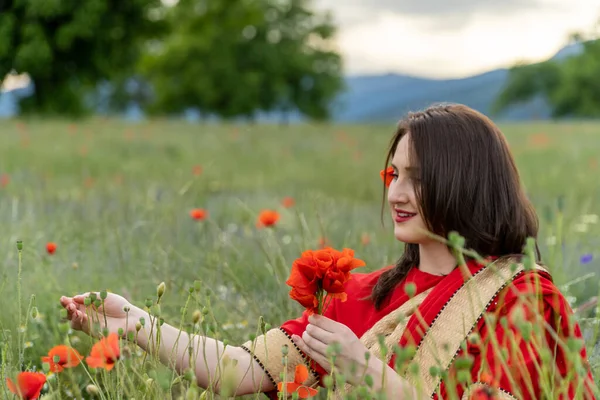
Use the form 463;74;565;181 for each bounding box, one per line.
126;306;149;337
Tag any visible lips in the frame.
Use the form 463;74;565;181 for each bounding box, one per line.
394;209;416;223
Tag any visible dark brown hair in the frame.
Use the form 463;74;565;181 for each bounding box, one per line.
371;103;540;310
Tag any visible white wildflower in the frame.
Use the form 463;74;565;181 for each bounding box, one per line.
581;214;599;224
575;223;589;233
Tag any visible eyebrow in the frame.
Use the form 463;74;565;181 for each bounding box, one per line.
391;164;419;172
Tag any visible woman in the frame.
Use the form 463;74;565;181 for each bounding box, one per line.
60;104;596;399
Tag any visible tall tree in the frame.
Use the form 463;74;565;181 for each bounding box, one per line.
141;0;344;121
493;23;600;118
0;0;163;116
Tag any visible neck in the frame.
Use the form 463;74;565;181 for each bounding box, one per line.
418;241;457;276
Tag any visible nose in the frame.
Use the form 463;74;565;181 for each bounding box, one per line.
387;178;410;205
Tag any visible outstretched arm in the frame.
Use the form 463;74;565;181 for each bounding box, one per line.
60;293;275;396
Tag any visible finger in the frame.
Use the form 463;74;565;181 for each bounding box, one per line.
60;296;72;308
73;292;95;304
292;335;331;373
305;323;336;344
307;314;343;333
301;331;329;355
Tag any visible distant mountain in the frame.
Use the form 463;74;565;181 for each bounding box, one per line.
0;43;583;122
333;42;583;123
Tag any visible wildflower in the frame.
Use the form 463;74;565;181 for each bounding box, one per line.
286;247;365;314
6;372;47;399
380;167;394;187
282;197;295;208
86;333;121;371
361;233;370;245
41;345;82;373
46;242;57;255
574;223;588;233
277;364;318;398
0;173;9;188
256;210;280;228
528;133;551;148
581;254;593;264
318;237;330;249
192;165;203;176
581;214;598;224
190;208;208;221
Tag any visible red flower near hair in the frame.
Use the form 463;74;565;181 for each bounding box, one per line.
6;372;47;399
380;166;394;187
277;364;318;398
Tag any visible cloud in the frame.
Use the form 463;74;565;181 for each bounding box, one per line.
315;0;550;30
316;0;542;18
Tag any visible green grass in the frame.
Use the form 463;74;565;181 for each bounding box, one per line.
0;118;599;399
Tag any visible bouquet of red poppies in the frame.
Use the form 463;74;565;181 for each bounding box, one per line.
285;247;366;315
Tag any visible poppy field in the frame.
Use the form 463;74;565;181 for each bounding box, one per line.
0;118;599;399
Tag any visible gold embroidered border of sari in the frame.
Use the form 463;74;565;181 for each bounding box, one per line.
405;257;548;398
241;327;319;389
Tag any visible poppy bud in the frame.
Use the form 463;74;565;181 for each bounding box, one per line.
157;282;166;299
31;307;38;319
86;384;100;396
194;280;202;292
136;322;142;332
123;306;130;313
192;310;201;324
145;299;153;308
84;297;92;306
93;299;102;308
16;240;23;251
100;290;107;300
404;282;416;298
183;368;195;382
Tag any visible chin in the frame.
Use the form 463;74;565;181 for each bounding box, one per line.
393;226;421;244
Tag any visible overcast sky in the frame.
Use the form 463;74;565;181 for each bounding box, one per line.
314;0;599;78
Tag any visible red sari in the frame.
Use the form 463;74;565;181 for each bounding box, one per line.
244;259;596;399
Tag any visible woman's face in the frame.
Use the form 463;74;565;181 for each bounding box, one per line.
387;135;431;244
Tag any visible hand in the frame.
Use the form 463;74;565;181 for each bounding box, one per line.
291;314;374;386
60;292;142;338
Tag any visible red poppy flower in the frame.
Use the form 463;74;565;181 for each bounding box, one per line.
257;210;280;228
0;173;9;188
41;345;82;373
380;166;394;187
86;333;121;371
46;242;57;255
192;165;203;176
277;364;318;398
286;247;365;314
6;372;47;399
190;208;208;220
282;197;295;208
